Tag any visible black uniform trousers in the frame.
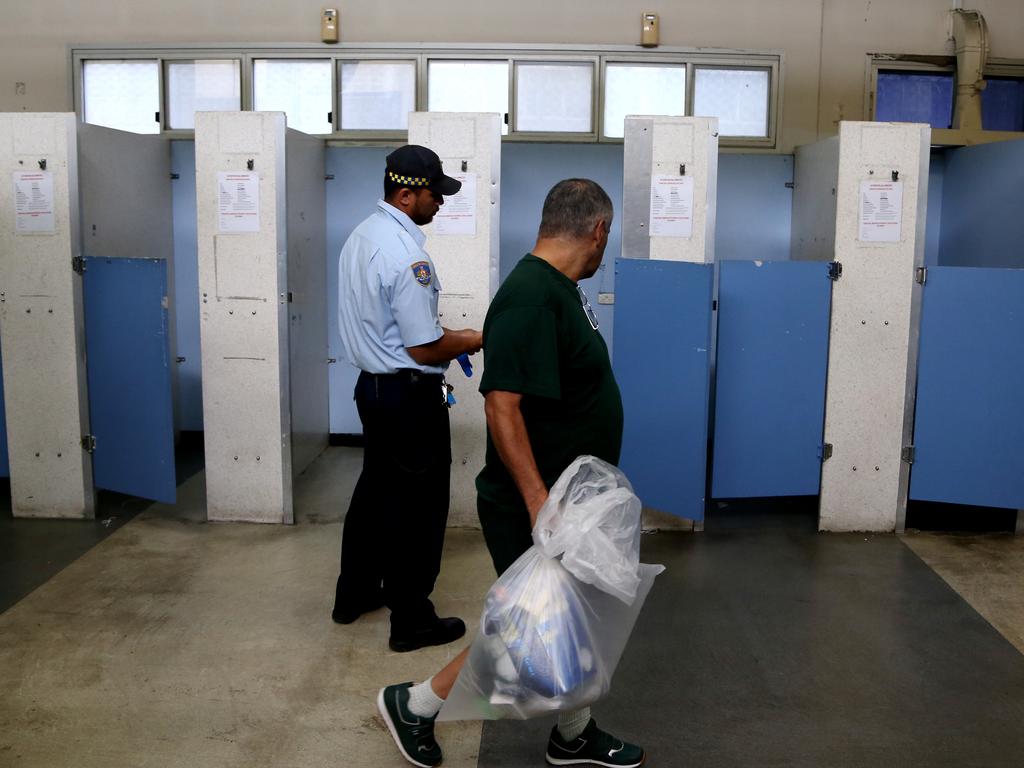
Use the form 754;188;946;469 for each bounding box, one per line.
335;369;451;633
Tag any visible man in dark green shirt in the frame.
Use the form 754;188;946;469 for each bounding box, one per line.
377;179;645;768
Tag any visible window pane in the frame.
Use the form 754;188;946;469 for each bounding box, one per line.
603;64;686;139
339;61;416;131
694;68;770;137
875;71;953;129
516;62;593;133
428;60;509;135
83;60;160;134
167;60;241;130
982;77;1024;131
253;59;332;135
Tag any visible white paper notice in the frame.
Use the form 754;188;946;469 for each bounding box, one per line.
433;173;476;236
13;172;55;234
858;180;903;242
650;174;694;238
217;172;260;233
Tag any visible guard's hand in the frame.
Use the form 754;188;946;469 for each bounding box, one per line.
462;329;483;355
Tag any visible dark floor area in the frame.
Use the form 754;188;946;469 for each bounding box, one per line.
479;526;1024;767
905;498;1018;533
0;434;206;615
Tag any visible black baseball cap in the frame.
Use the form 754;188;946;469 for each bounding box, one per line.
385;145;462;196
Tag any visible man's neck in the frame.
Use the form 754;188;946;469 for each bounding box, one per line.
531;239;586;283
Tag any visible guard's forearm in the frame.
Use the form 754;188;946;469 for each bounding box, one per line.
406;328;480;365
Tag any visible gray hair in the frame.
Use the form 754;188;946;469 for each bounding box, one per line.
537;179;613;240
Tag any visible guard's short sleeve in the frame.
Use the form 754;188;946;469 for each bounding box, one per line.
480;307;561;400
389;261;443;348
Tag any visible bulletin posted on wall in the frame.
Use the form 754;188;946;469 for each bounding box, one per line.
650;174;694;238
433;172;477;236
12;171;55;234
858;180;903;243
217;172;260;233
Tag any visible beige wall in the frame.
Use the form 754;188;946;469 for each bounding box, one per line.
2;0;1023;152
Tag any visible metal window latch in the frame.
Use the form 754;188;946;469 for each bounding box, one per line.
827;262;843;281
915;266;927;285
72;256;86;275
819;443;833;461
81;435;96;454
901;446;915;464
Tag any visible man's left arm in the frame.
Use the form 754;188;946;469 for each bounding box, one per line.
484;390;548;527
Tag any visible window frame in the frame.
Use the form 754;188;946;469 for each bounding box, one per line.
333;55;420;140
599;57;690;141
71;43;782;150
162;56;245;135
691;63;775;142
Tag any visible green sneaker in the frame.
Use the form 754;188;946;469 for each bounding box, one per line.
377;682;443;768
545;718;646;767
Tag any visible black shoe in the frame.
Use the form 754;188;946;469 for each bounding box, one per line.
331;593;385;624
545;718;645;767
389;616;466;653
377;682;443;768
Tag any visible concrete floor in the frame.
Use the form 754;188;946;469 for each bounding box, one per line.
1;448;1024;767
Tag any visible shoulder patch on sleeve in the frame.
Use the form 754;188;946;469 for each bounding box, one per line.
410;261;432;287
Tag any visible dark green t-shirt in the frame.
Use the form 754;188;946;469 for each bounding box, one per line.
475;254;624;505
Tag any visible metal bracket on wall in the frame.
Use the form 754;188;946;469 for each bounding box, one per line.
72;257;86;275
827;262;843;281
819;443;834;461
81;435;96;454
901;445;915;464
916;266;928;285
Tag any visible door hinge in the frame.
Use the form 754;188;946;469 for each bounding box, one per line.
902;445;915;464
827;262;843;281
819;443;833;461
915;266;927;285
81;435;96;454
72;256;86;275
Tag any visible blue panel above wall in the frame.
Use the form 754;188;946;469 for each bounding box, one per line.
613;258;713;520
0;345;8;478
910;267;1024;510
170;140;203;431
84;257;177;504
500;143;623;354
716;155;793;262
326;147;391;435
712;261;832;498
938;138;1024;269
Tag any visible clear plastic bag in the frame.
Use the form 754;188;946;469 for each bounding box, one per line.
438;456;664;721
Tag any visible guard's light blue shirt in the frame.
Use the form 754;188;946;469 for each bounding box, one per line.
337;200;445;374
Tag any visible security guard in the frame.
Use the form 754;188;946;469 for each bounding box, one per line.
333;145;482;653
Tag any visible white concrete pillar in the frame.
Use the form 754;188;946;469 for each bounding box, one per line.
408;112;501;526
818;122;930;532
623;116;719;263
0;113;94;519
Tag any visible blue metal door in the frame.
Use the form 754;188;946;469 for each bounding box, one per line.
0;343;8;478
613;258;714;520
84;258;176;503
910;267;1024;509
712;261;833;498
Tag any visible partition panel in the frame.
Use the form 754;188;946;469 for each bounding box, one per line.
910;266;1024;509
614;258;713;520
83;257;176;503
712;260;832;498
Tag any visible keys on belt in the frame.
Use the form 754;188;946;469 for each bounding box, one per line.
442;380;455;408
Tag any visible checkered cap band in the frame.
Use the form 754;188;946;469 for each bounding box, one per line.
388;171;430;187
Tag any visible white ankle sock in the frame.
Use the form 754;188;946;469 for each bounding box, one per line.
406;678;445;718
556;707;591;741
